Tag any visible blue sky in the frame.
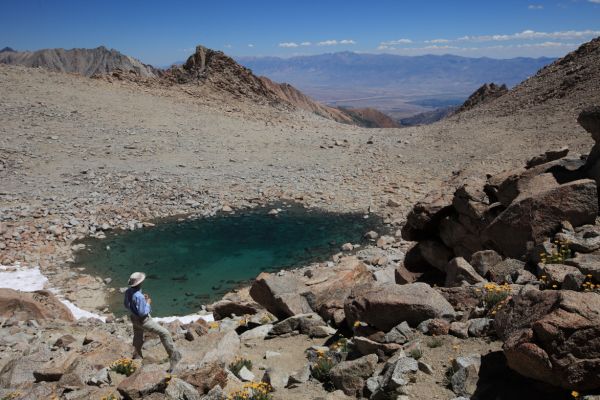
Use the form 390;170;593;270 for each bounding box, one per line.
1;0;599;65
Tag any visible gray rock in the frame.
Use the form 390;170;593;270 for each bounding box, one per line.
353;336;401;357
330;354;378;396
565;252;600;281
268;313;326;336
450;354;481;397
201;331;240;365
264;351;281;360
445;257;486;287
239;324;273;341
449;322;469;339
286;364;311;387
467;318;492;337
381;356;419;390
237;366;255;382
469;250;502;277
418;361;434;375
262;368;289;391
488;258;525;283
249;272;312;319
165;377;201;400
383;321;415;344
308;324;336;338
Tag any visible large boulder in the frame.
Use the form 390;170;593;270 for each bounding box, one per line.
344;283;455;331
0;289;74;322
329;354;378;396
495;289;600;391
117;365;167;399
578;105;600;142
249;273;312;319
483;179;598;258
210;300;259;320
565;251;600;280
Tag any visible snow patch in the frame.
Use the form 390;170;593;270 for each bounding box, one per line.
154;313;214;324
0;264;105;322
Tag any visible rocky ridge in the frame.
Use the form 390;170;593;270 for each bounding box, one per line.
0;46;159;78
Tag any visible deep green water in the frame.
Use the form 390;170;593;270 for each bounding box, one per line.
73;204;382;316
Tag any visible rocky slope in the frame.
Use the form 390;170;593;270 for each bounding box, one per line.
454;83;508;114
0;46;159;78
455;37;600;118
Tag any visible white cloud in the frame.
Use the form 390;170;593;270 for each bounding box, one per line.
300;41;312;46
425;38;450;44
528;4;544;9
317;40;338;46
457;29;600;42
278;42;299;48
380;38;413;46
339;39;356;45
589;0;600;3
224;44;232;48
247;44;254;48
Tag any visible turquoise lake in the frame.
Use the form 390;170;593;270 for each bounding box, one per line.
73;204;383;316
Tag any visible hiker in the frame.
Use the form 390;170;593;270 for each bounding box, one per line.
124;272;182;372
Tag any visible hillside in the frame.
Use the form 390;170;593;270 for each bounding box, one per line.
0;46;158;77
453;37;600;119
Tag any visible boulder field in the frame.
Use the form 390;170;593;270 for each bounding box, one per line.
1;108;599;399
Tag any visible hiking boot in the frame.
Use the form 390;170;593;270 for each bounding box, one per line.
167;350;182;373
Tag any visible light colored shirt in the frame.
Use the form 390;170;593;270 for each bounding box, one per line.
124;287;152;317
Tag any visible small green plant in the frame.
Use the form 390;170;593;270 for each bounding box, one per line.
426;337;443;348
100;393;119;400
311;353;336;386
1;392;22;400
409;348;423;360
229;357;253;378
481;282;512;315
330;338;350;353
539;240;572;264
228;382;272;400
109;358;138;377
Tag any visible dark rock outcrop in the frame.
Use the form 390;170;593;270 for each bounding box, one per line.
495;289;600;391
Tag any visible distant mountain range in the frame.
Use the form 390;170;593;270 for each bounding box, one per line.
236;52;554;118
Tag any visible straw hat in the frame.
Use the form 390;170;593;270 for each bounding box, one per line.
128;272;146;287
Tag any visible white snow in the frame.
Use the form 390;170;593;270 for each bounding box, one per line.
154;313;214;324
0;264;48;291
0;264;105;322
0;264;213;324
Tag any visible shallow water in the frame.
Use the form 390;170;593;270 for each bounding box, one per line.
73;204;383;316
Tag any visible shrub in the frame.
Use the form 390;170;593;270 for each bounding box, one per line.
426;337;443;348
482;282;511;314
228;382;272;400
229;357;253;378
311;354;336;385
539;240;571;264
409;348;423;360
1;392;21;400
109;358;138;377
330;338;350;353
100;394;119;400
